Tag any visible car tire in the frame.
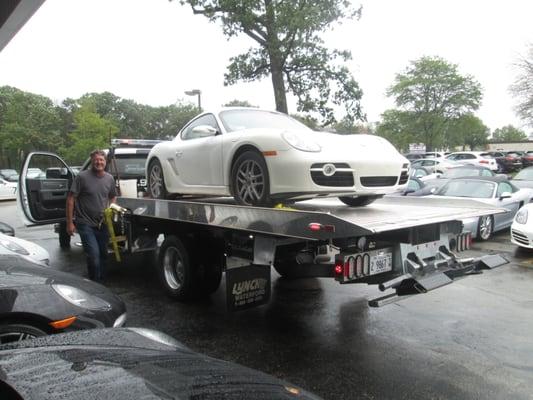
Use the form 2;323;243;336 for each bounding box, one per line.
158;235;200;300
338;195;381;207
231;151;272;207
477;215;493;241
0;323;47;344
58;221;71;249
148;159;169;199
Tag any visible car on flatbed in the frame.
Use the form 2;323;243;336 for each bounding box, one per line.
146;108;410;207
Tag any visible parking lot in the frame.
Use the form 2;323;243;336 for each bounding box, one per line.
2;199;533;400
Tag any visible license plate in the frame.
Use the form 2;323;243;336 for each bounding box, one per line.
370;252;392;275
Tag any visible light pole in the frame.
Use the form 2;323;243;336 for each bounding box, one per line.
185;89;201;112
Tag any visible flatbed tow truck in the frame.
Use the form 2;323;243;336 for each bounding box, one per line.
18;152;508;311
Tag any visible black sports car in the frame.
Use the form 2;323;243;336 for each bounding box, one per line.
0;327;322;400
0;255;126;343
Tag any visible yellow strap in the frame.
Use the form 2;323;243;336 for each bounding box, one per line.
104;208;121;262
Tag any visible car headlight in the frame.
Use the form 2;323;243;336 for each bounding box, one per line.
0;238;30;255
515;208;528;224
52;284;111;310
281;132;321;152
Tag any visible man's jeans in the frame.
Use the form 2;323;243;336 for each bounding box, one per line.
76;222;109;281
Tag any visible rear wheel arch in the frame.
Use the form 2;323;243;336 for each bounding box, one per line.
0;313;53;335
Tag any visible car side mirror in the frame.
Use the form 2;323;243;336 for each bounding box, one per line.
191;125;218;137
499;192;512;200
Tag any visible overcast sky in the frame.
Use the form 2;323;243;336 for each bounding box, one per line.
0;0;532;132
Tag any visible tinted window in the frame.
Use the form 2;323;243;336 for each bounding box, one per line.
481;169;493;177
407;179;421;191
181;114;220;140
497;182;513;196
514;168;533;180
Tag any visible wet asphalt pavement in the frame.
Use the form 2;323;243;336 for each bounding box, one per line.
2;200;533;400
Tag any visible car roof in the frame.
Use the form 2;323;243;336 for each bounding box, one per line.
448;176;508;183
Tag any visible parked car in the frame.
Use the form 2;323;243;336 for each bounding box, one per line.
431;176;533;240
0;178;17;200
422;165;500;192
503;151;524;171
410;158;462;173
511;166;533;189
403;153;425;161
421;151;447;158
0;223;49;265
0;169;18;182
0;254;126;344
486;151;521;173
0;327;321;399
409;166;439;181
27;167;44;179
520;150;533;168
511;203;533;250
445;151;498;171
147;108;410;207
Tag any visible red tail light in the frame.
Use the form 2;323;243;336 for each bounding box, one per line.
334;261;343;277
479;160;489;164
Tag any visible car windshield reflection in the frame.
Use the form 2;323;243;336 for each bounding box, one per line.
219;109;311;133
436;180;495;198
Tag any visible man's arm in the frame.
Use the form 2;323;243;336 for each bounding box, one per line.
66;192;76;235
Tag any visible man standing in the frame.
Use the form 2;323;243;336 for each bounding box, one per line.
66;150;117;281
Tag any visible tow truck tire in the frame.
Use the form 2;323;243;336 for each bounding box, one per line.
477;215;493;241
231;151;272;207
58;221;71;248
158;235;199;300
338;195;380;207
148;158;169;199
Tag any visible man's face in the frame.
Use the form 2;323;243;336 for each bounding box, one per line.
91;154;107;173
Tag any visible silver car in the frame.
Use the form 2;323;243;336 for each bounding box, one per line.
431;177;533;240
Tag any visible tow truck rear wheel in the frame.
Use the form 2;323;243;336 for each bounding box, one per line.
158;235;199;300
58;221;71;248
338;195;380;207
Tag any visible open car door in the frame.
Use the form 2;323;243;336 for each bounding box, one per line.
18;152;74;226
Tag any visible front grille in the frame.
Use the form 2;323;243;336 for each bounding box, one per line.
311;171;354;187
511;229;530;246
360;176;398;187
398;171;409;185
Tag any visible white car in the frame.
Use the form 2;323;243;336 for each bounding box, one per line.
0;231;50;266
511;203;533;249
410;158;463;173
146;108;410;207
445;151;498;171
0;178;17;200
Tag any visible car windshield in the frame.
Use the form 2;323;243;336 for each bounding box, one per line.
514;168;533;180
109;156;147;178
436;180;495;198
443;168;484;178
219;109;311;133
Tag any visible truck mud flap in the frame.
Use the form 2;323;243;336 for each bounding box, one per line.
226;264;271;311
369;254;508;307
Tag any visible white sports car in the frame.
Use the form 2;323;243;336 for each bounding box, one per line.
511;203;533;249
146;108;410;207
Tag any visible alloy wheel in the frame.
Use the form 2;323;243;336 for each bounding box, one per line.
0;331;37;344
479;216;493;240
236;159;265;205
149;164;164;198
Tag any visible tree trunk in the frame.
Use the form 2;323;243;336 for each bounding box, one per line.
270;57;288;114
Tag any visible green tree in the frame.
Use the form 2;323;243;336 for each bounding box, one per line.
375;110;415;152
223;99;257;107
492;125;527;142
179;0;363;125
290;113;319;130
333;116;374;134
387;56;483;150
510;44;533;127
447;114;488;150
59;104;119;164
0;86;63;168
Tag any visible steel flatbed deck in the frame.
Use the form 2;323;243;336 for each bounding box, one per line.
117;196;504;240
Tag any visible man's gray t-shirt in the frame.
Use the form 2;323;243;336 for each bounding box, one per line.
70;170;117;227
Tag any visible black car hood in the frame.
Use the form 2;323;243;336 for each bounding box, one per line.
0;328;321;400
0;255;109;294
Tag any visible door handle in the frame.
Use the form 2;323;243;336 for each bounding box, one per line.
175;151;183;158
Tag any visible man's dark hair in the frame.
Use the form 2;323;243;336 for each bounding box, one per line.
90;150;106;159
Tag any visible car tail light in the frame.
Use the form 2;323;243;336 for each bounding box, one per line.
479;160;489;164
334;260;344;277
308;223;335;232
355;255;363;277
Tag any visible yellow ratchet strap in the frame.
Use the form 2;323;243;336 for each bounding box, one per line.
104;207;121;263
274;203;295;210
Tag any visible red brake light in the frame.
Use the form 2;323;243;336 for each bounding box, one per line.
479;160;489;164
334;261;343;276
